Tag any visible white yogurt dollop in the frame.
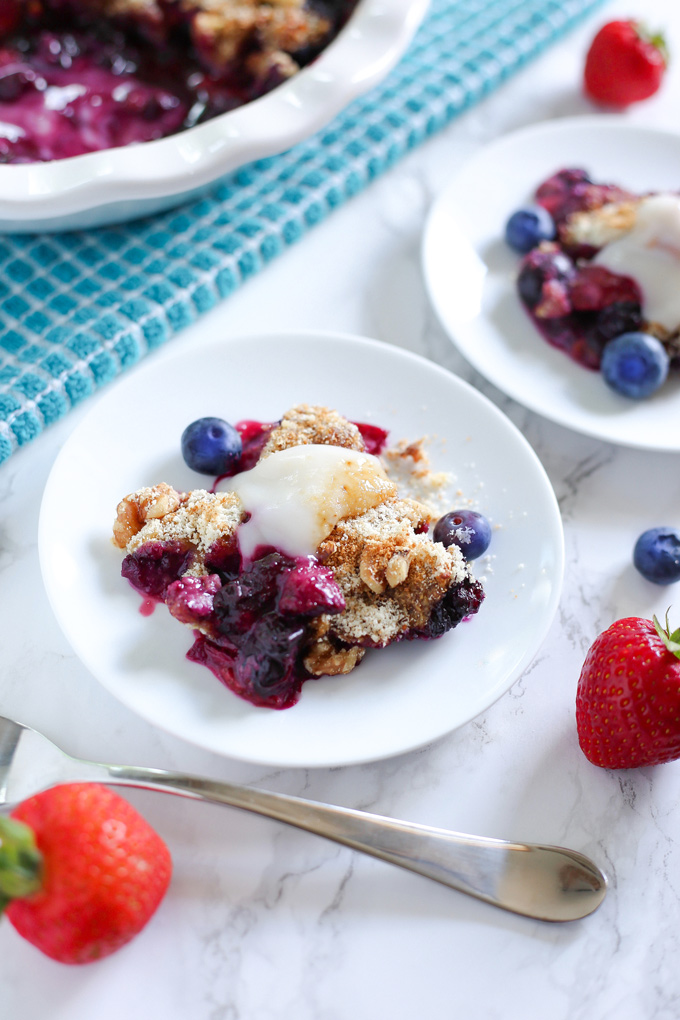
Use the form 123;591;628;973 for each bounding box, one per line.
594;194;680;331
228;444;396;560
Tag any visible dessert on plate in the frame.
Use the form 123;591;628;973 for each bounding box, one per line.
507;168;680;398
0;0;356;161
112;404;485;709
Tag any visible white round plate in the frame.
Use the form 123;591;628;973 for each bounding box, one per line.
422;117;680;451
39;331;563;768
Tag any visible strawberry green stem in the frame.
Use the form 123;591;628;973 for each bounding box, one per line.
635;22;669;66
653;612;680;659
0;816;43;913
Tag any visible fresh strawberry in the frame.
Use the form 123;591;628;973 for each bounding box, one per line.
584;20;668;108
576;613;680;769
0;784;172;964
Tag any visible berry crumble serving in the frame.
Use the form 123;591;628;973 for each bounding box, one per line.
505;168;680;399
0;0;357;162
112;404;486;709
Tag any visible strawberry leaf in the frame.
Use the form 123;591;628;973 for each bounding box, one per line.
653;612;680;659
636;23;670;65
0;816;43;913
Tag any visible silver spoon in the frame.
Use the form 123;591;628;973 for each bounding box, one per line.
0;714;607;922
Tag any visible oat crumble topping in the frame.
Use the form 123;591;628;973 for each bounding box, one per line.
65;0;333;75
115;487;245;576
259;403;366;458
316;497;472;646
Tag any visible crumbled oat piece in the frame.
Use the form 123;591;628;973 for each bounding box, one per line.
644;319;680;354
383;437;452;515
303;633;365;676
116;487;245;575
561;200;639;249
105;0;161;15
64;0;164;22
112;483;182;548
259;403;366;459
185;0;331;76
385;549;412;588
59;0;332;78
316;497;471;647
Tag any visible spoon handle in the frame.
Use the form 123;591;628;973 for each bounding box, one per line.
98;762;606;922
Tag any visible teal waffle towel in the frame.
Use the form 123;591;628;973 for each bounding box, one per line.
0;0;604;464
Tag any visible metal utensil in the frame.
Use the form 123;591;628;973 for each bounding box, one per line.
0;714;607;922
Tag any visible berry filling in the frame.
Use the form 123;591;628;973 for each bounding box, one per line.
124;543;349;709
121;539;194;599
231;420;276;474
518;246;642;369
509;168;680;374
0;0;356;162
125;536;483;708
353;422;389;455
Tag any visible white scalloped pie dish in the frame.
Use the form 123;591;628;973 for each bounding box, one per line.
0;0;428;233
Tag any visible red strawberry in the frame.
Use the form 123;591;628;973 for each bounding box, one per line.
0;784;172;964
576;614;680;769
584;20;668;108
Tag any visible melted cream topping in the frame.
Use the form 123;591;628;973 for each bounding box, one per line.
594;194;680;331
228;445;397;559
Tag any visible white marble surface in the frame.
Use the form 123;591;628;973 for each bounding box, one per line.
3;0;680;1016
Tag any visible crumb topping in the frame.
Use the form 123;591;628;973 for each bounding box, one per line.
186;0;331;78
47;0;332;79
562;199;640;249
112;482;181;548
302;636;365;677
87;0;332;77
55;0;165;23
316;497;471;646
122;488;245;575
383;437;452;515
260;403;366;458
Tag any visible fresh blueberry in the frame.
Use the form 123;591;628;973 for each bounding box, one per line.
633;527;680;585
600;332;670;399
505;205;556;253
181;416;242;475
433;510;491;560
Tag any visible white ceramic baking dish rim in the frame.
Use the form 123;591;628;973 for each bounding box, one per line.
0;0;429;230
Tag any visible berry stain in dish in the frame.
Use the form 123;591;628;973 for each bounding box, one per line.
112;405;487;710
0;0;357;162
